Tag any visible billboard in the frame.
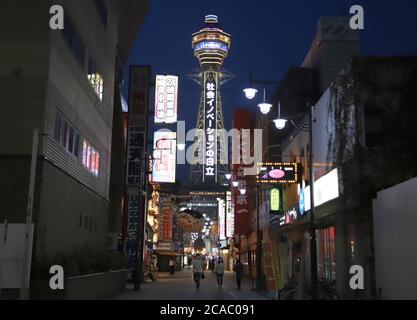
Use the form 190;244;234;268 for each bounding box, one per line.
218;199;226;240
124;65;150;270
226;191;234;238
152;131;176;183
154;75;178;124
304;168;339;212
204;72;217;182
257;163;301;184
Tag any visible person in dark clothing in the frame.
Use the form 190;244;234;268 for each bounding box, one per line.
169;258;175;275
234;259;244;290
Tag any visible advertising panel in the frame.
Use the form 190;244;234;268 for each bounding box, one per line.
152;131;176;183
257;163;301;184
304;168;339;212
218;199;226;240
154;75;178;124
226;191;234;237
124;65;150;270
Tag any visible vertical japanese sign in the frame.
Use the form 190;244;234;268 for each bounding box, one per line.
161;207;172;241
226;191;234;238
231;108;254;236
154;75;178;124
218;199;226;240
151;131;176;183
204;72;217;182
124;66;150;270
233;168;251;235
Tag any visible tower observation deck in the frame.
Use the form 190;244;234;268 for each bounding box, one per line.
189;15;233;185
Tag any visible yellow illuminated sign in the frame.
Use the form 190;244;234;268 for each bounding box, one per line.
270;188;280;211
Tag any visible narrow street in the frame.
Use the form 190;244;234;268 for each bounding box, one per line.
111;269;267;300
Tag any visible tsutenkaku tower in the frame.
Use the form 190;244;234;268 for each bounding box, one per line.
189;15;233;185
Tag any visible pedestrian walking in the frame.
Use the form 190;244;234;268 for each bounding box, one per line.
169;258;175;276
234;259;244;290
214;257;225;287
192;254;203;289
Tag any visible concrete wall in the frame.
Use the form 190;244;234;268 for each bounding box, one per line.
0;0;49;155
372;177;417;300
34;159;108;259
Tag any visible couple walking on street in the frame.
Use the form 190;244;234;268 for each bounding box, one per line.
214;258;244;289
192;254;244;290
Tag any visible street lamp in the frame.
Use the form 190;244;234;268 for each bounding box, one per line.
257;88;272;115
275;102;318;292
177;143;186;151
225;173;232;180
243;88;258;100
239;188;247;195
273;103;287;129
232;181;239;188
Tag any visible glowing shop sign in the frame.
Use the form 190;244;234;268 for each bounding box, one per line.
218;199;226;240
270;188;280;212
226;191;234;238
304;168;339;212
154;75;178;124
152;131;176;183
257;162;300;184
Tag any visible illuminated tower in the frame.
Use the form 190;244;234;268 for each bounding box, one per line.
189;15;233;184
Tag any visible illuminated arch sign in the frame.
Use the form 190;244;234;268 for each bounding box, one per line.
257;163;301;184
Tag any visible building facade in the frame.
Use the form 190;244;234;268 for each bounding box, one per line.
0;0;148;270
277;56;417;299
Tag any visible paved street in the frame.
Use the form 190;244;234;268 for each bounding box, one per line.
111;268;268;300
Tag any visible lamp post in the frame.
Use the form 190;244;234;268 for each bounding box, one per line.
274;102;318;292
133;136;181;290
255;183;263;290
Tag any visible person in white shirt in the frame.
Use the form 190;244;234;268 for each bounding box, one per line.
192;254;203;289
214;257;225;287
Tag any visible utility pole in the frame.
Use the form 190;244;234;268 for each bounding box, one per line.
255;184;263;290
20;128;39;300
309;104;318;293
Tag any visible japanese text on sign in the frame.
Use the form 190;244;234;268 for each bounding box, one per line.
205;73;217;180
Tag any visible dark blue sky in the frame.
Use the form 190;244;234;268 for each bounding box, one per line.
124;0;417;181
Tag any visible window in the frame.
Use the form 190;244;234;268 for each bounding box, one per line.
54;112;79;157
364;107;384;147
61;11;85;67
82;140;100;176
316;226;336;282
94;0;108;28
88;60;104;101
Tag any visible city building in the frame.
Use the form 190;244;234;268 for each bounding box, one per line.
0;0;148;277
278;56;417;299
302;16;360;95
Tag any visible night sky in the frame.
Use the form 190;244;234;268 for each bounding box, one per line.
124;0;417;182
